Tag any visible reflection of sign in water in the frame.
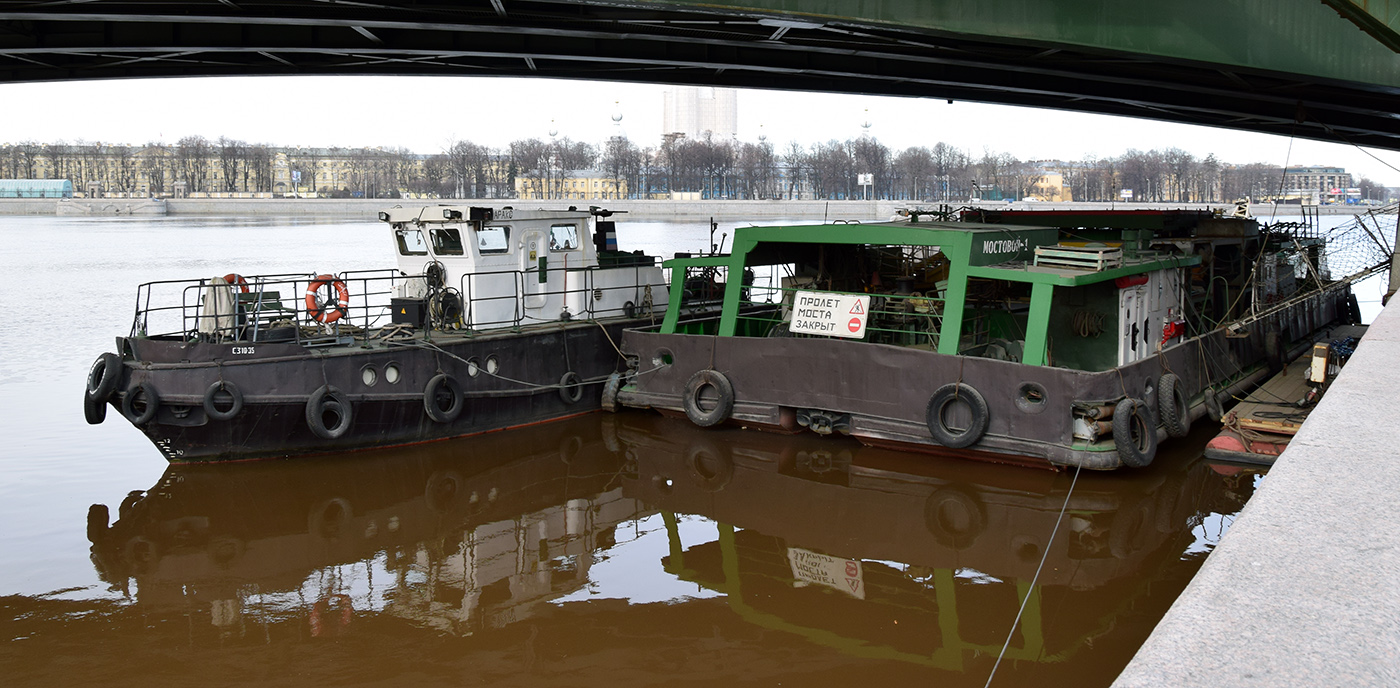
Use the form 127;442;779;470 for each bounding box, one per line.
790;291;869;339
787;547;865;599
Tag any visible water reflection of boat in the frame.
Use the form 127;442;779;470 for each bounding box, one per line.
67;414;1261;684
615;416;1251;670
86;415;641;636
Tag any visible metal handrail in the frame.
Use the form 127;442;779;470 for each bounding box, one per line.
129;263;673;344
737;285;946;346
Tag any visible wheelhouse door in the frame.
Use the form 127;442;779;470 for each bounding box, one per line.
521;229;547;310
1118;285;1149;365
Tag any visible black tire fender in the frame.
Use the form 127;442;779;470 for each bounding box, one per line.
559;371;583;405
1204;388;1225;423
86;352;122;403
423;374;463;423
601;371;623;412
84;389;107;425
1112;398;1158;468
925;383;989;449
1159;373;1190;438
305;385;353;439
203;380;244;421
683;370;735;428
121;380;160;426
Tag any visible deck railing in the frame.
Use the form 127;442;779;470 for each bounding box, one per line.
129;263;671;344
736;285;946;347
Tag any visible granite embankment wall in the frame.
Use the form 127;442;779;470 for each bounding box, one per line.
0;197;1366;220
1113;300;1400;686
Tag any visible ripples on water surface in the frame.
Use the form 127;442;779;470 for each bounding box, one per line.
0;216;1266;687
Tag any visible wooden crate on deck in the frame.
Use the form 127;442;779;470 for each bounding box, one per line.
1034;244;1123;271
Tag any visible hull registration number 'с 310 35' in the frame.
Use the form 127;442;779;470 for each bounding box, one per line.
231;346;256;355
790;291;869;339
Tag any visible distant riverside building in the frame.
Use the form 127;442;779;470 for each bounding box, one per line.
663;86;738;140
0;179;73;198
515;170;628;200
0;145;514;199
1284;166;1352;193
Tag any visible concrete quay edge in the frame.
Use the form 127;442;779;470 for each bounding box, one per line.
1112;302;1400;687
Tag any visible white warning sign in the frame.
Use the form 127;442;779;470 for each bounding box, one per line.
787;547;865;599
790;291;870;339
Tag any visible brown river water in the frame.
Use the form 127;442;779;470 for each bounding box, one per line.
0;216;1265;687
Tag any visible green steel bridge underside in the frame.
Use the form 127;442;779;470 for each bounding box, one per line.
2;0;1399;149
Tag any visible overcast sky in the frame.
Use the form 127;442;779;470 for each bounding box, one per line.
4;75;1399;187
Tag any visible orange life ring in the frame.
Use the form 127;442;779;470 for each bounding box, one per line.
309;593;353;637
305;275;349;324
222;273;250;294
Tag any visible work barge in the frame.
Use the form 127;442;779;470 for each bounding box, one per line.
83;205;672;462
614;207;1377;470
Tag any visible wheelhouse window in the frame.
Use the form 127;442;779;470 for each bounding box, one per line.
477;225;510;254
396;228;428;255
430;228;465;256
549;224;580;251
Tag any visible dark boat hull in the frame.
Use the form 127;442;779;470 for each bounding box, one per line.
103;320;633;462
618;289;1351;470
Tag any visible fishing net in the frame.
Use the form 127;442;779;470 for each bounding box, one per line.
1265;203;1395;285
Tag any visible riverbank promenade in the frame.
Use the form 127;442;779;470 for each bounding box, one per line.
1113;302;1400;686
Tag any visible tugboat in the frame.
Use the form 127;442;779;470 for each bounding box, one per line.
83;205;672;462
612;206;1389;470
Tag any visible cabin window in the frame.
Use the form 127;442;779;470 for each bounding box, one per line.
549;224;579;251
396;228;428;256
477;225;510;254
430;228;465;256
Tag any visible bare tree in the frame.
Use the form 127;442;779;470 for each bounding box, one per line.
110;144;137;194
893;146;935;201
288;147;325;196
217;137;247;193
849;136;891;199
601;135;641;199
174;136;212;193
141;142;170;195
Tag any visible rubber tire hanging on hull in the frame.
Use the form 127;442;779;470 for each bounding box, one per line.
203;380;244;421
1112;398;1158;468
559;371;583;405
1204;388;1225;423
925;383;989;449
84;390;106;425
306;385;353;440
1159;373;1190;438
423;374;463;423
86;352;122;404
601;372;623;412
122;380;159;426
683;370;735;428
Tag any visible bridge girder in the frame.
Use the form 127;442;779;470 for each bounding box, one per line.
2;0;1399;150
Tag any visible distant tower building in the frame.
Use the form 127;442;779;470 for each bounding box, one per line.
663;86;738;139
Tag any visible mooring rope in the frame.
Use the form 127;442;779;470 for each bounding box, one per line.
983;463;1082;688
